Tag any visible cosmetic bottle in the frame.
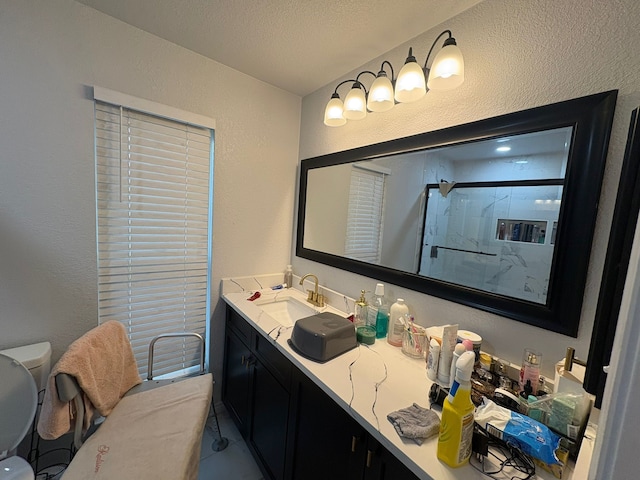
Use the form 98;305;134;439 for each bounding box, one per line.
426;338;440;381
284;265;293;289
437;324;458;387
449;343;467;389
519;348;541;393
387;299;408;347
438;351;475;467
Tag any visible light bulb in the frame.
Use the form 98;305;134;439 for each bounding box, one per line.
395;49;426;103
427;42;464;91
343;85;367;120
323;95;346;126
367;74;394;112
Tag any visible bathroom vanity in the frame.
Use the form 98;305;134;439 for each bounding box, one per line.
222;284;578;480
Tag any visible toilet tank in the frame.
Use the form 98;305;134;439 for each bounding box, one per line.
0;342;52;391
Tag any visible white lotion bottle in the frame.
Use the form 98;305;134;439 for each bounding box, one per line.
387;299;409;347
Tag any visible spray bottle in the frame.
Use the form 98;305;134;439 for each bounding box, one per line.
437;350;476;468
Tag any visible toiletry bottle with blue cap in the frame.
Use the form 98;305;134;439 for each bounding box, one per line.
438;350;475;468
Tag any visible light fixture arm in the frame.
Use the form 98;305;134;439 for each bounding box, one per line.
378;60;395;81
331;79;358;96
422;30;453;70
355;71;376;94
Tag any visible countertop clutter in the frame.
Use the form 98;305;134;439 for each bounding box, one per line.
223;285;579;480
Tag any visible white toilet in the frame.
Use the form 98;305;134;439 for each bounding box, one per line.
0;342;52;480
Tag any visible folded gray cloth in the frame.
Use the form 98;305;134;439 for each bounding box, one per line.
387;403;440;445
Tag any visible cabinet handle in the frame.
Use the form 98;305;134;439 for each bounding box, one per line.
351;436;357;453
245;356;254;370
241;355;245;365
366;450;373;468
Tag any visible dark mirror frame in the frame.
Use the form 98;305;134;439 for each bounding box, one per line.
297;90;618;337
585;105;640;404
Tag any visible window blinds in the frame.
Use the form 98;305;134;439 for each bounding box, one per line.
344;166;386;263
94;101;213;379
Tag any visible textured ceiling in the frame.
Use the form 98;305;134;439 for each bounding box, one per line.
75;0;482;96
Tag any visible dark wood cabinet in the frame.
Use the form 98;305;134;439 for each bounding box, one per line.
221;326;252;437
289;371;366;480
222;305;420;480
250;359;290;480
363;436;420;480
223;307;291;480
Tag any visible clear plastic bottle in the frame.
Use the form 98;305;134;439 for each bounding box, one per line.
368;283;389;339
387;299;408;347
437;350;475;467
284;265;293;289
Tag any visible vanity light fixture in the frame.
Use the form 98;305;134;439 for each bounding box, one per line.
323;30;465;126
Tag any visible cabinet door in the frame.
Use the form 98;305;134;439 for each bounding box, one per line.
290;371;366;480
222;329;252;438
251;360;290;480
363;437;420;480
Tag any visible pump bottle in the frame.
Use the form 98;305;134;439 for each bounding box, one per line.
437;350;476;468
387;299;409;346
284;265;293;289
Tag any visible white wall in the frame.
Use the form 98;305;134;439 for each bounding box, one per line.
0;0;301;386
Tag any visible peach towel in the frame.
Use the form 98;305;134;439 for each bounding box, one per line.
37;320;142;440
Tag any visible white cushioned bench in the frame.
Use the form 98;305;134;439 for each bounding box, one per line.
62;373;212;480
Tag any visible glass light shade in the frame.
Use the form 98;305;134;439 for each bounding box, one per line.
427;43;465;91
367;75;394;112
343;87;367;120
394;61;426;103
324;96;346;126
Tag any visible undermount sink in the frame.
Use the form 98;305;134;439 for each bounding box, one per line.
253;291;320;327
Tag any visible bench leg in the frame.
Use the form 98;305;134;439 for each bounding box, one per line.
208;402;229;452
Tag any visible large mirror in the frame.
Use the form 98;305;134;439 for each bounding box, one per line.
297;91;618;336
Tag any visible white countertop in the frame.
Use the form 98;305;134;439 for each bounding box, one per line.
223;287;576;480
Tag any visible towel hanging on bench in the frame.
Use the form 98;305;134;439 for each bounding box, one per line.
37;320;142;440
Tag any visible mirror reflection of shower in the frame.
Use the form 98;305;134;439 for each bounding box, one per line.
419;183;563;304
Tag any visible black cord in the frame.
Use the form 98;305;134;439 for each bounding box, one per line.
470;425;536;480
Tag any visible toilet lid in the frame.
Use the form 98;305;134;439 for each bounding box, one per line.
0;353;37;455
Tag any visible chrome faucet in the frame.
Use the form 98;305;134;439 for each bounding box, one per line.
299;273;324;307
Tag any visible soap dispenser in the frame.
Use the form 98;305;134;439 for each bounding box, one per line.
354;290;368;328
355;290;375;345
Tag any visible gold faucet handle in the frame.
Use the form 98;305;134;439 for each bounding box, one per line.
317;294;325;307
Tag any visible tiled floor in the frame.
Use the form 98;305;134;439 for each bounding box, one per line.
199;404;264;480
